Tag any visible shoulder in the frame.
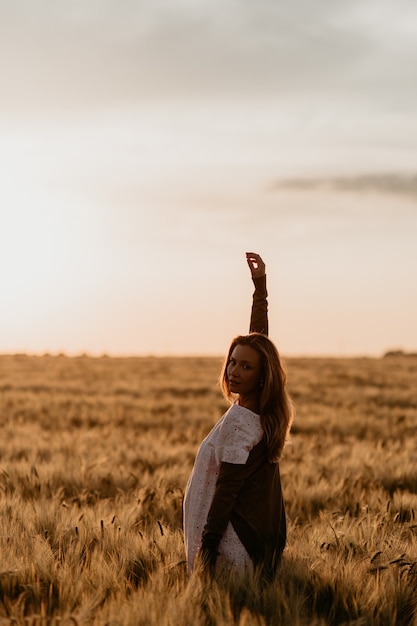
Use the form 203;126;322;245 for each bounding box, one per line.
215;404;263;464
221;403;262;435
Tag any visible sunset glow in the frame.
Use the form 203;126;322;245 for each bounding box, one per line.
1;0;417;357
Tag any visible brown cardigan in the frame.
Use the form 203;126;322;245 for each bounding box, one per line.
200;275;286;575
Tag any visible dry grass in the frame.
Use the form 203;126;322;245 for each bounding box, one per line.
0;353;416;625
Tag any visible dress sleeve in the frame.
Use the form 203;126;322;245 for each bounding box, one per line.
215;408;263;465
249;274;268;336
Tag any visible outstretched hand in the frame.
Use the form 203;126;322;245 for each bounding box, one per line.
246;252;266;278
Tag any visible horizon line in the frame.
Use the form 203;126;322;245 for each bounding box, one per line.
1;349;416;360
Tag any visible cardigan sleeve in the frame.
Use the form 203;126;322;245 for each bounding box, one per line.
200;441;266;570
199;461;247;569
249;274;268;336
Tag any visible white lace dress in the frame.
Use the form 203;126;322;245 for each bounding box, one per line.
183;403;263;572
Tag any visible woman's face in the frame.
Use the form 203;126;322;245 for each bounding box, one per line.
226;344;262;404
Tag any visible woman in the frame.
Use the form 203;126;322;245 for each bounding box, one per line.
183;252;293;577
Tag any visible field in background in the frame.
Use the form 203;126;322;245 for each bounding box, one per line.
0;353;416;625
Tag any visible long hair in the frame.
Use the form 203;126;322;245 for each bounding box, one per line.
220;333;293;462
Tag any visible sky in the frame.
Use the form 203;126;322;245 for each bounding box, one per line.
1;0;416;357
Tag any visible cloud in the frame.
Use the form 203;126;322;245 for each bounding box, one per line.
272;173;417;200
2;0;417;114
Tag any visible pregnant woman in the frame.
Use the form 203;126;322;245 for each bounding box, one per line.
183;252;293;577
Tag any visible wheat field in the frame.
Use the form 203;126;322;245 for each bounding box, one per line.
0;353;416;625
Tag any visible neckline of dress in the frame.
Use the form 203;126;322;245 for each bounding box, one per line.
231;402;260;417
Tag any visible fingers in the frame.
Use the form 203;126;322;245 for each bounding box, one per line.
246;252;266;277
246;251;262;266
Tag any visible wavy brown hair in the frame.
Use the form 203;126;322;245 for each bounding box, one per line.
220;333;293;462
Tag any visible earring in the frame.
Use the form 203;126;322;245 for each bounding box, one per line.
260;378;264;388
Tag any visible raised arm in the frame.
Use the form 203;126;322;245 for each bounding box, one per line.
246;252;268;336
